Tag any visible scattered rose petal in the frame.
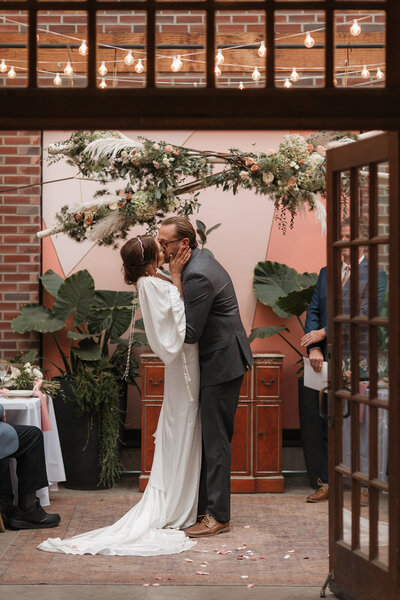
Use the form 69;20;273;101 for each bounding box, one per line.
152;583;160;587
201;550;209;553
221;544;227;548
259;555;266;560
196;571;209;576
155;576;162;580
284;555;290;559
288;550;295;553
244;525;250;529
143;584;150;587
244;556;250;560
251;558;257;561
247;584;255;589
185;558;193;563
241;575;249;579
237;557;243;561
200;562;208;567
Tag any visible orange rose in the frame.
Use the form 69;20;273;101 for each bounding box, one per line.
245;157;254;167
74;213;83;221
251;164;260;172
307;144;314;152
84;214;93;226
125;192;132;200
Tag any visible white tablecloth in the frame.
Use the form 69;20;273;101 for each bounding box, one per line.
1;395;66;506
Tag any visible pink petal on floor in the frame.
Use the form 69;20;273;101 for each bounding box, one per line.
259;555;266;559
240;575;249;579
185;558;193;562
143;584;150;587
284;554;290;559
244;525;250;529
250;558;257;561
155;576;162;580
196;571;209;576
221;544;227;548
152;583;160;587
247;584;255;588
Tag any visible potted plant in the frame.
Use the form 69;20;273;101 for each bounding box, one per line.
11;269;147;489
249;260;321;488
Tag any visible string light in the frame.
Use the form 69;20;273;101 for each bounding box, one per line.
99;78;107;89
64;62;73;76
215;49;224;65
171;55;182;72
258;41;266;58
135;58;144;73
361;65;370;79
78;39;88;56
98;61;107;76
304;32;315;49
350;19;362;36
7;66;16;79
238;81;245;90
0;59;7;73
376;67;384;80
214;63;221;77
53;72;62;86
283;78;292;89
124;50;134;66
251;66;261;81
290;67;300;82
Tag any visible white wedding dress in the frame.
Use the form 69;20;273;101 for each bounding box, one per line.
38;276;201;556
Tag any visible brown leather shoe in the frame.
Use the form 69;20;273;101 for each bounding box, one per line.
306;479;329;503
184;514;230;538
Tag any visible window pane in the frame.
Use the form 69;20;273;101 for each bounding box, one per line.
0;12;28;88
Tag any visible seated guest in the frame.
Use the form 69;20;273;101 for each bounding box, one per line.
0;403;60;529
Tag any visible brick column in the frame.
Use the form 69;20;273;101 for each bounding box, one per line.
0;131;42;358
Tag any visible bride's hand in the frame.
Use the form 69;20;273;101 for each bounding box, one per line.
169;246;191;277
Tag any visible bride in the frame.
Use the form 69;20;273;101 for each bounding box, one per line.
38;235;201;556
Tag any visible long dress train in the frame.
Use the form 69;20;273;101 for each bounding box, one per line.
37;276;201;556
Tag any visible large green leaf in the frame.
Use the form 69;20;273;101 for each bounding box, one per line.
67;331;96;340
297;271;318;289
71;338;101;360
276;285;317;317
40;269;64;297
11;304;64;334
248;325;289;343
253;261;301;318
53;270;96;326
87;290;134;338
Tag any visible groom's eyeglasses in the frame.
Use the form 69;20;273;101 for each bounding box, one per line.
158;238;184;248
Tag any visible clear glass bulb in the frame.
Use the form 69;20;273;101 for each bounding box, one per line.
238;81;245;91
215;49;224;65
98;61;107;76
304;32;315;49
258;41;266;58
53;73;62;86
79;40;88;56
283;78;292;89
361;65;370;79
171;55;182;73
0;59;7;73
376;67;384;80
64;62;73;76
124;50;134;66
99;78;107;89
290;67;300;82
7;66;16;79
214;64;221;77
350;19;361;36
135;58;144;73
251;66;261;82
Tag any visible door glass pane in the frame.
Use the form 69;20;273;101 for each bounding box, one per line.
0;12;28;88
377;161;389;237
377;244;389;316
378;406;389;484
377;488;389;566
359;483;370;556
342;475;352;546
358;165;369;239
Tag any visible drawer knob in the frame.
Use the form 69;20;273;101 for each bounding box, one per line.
258;431;264;439
260;377;275;387
149;377;163;386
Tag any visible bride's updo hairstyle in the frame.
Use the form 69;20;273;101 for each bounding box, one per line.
120;235;158;285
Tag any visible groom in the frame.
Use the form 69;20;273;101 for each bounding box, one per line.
158;217;253;537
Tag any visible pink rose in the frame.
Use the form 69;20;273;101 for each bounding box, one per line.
173;149;180;156
317;145;326;156
165;145;173;152
125;192;132;200
118;189;125;197
240;171;249;180
153;161;159;168
153;144;160;151
245;157;254;167
250;164;260;172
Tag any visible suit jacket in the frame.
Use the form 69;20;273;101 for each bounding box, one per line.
305;260;387;361
0;403;19;460
182;248;253;386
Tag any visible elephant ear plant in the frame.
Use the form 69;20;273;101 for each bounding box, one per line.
11;269;147;487
249;261;318;373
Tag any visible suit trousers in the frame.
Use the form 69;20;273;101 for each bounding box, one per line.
198;374;244;523
0;424;49;499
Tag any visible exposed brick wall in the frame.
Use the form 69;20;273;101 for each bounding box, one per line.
0;131;41;358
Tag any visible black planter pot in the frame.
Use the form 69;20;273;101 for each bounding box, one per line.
298;378;324;489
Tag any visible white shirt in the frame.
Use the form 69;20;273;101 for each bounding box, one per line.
341;254;365;280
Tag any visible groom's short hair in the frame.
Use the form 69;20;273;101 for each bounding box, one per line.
162;216;198;249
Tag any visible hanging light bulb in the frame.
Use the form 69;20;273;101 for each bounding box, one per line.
251;66;261;82
98;61;107;76
238;81;245;91
215;49;224;65
214;63;221;77
361;65;370;79
7;66;16;79
135;58;144;73
53;73;62;86
124;50;134;66
350;19;361;37
289;67;300;82
64;62;73;76
304;32;315;49
283;78;292;89
99;78;107;89
376;67;384;80
258;41;266;58
171;55;182;73
0;59;7;73
79;39;88;56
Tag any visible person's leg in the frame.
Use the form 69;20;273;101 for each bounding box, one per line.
0;458;14;525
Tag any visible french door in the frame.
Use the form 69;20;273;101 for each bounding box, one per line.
326;132;400;600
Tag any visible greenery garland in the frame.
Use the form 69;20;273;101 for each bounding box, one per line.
43;130;358;246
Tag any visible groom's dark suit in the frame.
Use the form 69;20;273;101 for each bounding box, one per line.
182;248;253;523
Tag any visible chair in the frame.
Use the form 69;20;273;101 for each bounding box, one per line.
0;514;5;533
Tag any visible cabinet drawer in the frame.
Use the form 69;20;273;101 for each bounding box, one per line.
254;403;281;475
254;365;280;399
141;402;162;474
143;365;165;398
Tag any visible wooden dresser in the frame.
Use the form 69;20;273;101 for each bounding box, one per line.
139;352;285;493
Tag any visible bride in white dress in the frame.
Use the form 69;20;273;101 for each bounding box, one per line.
38;235;201;556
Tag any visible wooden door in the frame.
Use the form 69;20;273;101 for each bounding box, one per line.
325;132;400;600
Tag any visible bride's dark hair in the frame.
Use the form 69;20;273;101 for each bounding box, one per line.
120;235;158;285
